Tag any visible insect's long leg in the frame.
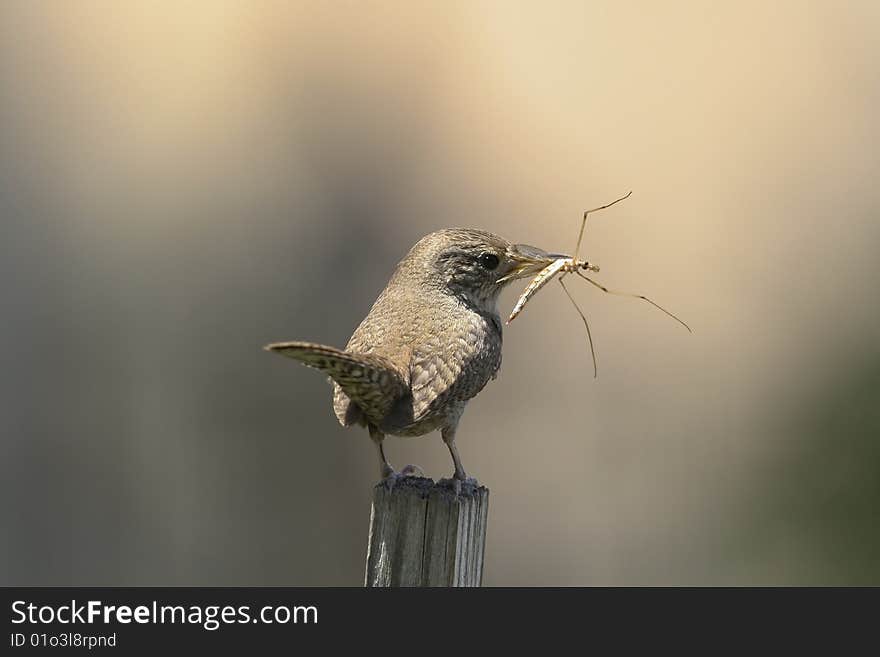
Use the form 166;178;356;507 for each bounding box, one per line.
574;190;633;263
574;270;692;333
558;274;598;378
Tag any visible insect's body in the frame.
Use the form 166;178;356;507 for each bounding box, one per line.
507;258;599;324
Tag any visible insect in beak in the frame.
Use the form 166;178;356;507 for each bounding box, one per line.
506;191;690;379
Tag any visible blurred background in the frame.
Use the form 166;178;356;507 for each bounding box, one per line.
2;1;878;585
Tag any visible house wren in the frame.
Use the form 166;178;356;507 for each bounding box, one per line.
266;228;556;486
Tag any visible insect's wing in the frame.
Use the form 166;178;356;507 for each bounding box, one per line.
507;259;568;324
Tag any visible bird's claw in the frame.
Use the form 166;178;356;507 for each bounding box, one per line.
399;464;425;477
437;475;480;496
381;464;426;490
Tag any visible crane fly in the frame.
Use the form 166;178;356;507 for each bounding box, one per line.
505;191;691;378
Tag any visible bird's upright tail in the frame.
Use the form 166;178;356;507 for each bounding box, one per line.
264;341;407;425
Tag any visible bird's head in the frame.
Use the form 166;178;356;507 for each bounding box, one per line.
397;228;563;313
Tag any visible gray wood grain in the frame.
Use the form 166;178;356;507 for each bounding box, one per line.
365;477;489;587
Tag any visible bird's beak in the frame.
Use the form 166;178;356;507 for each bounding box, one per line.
498;244;568;284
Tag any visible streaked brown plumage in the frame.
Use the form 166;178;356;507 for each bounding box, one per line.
266;228;555;484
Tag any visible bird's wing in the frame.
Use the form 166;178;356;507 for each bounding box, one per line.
409;338;465;423
265;341;408;427
409;312;502;423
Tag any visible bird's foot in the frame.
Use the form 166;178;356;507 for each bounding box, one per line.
437;475;480;496
399;464;425;477
381;464;426;490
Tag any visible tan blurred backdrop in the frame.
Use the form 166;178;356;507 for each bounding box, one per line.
1;1;878;585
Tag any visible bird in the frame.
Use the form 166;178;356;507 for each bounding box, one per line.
266;228;557;487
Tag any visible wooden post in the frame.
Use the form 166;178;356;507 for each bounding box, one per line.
365;477;489;587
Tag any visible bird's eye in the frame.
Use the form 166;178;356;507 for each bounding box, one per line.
477;253;500;270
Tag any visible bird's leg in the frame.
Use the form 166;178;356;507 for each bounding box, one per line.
369;425;424;487
369;425;395;479
442;427;467;480
440;426;478;494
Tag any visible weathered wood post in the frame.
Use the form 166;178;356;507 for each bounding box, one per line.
365;477;489;587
